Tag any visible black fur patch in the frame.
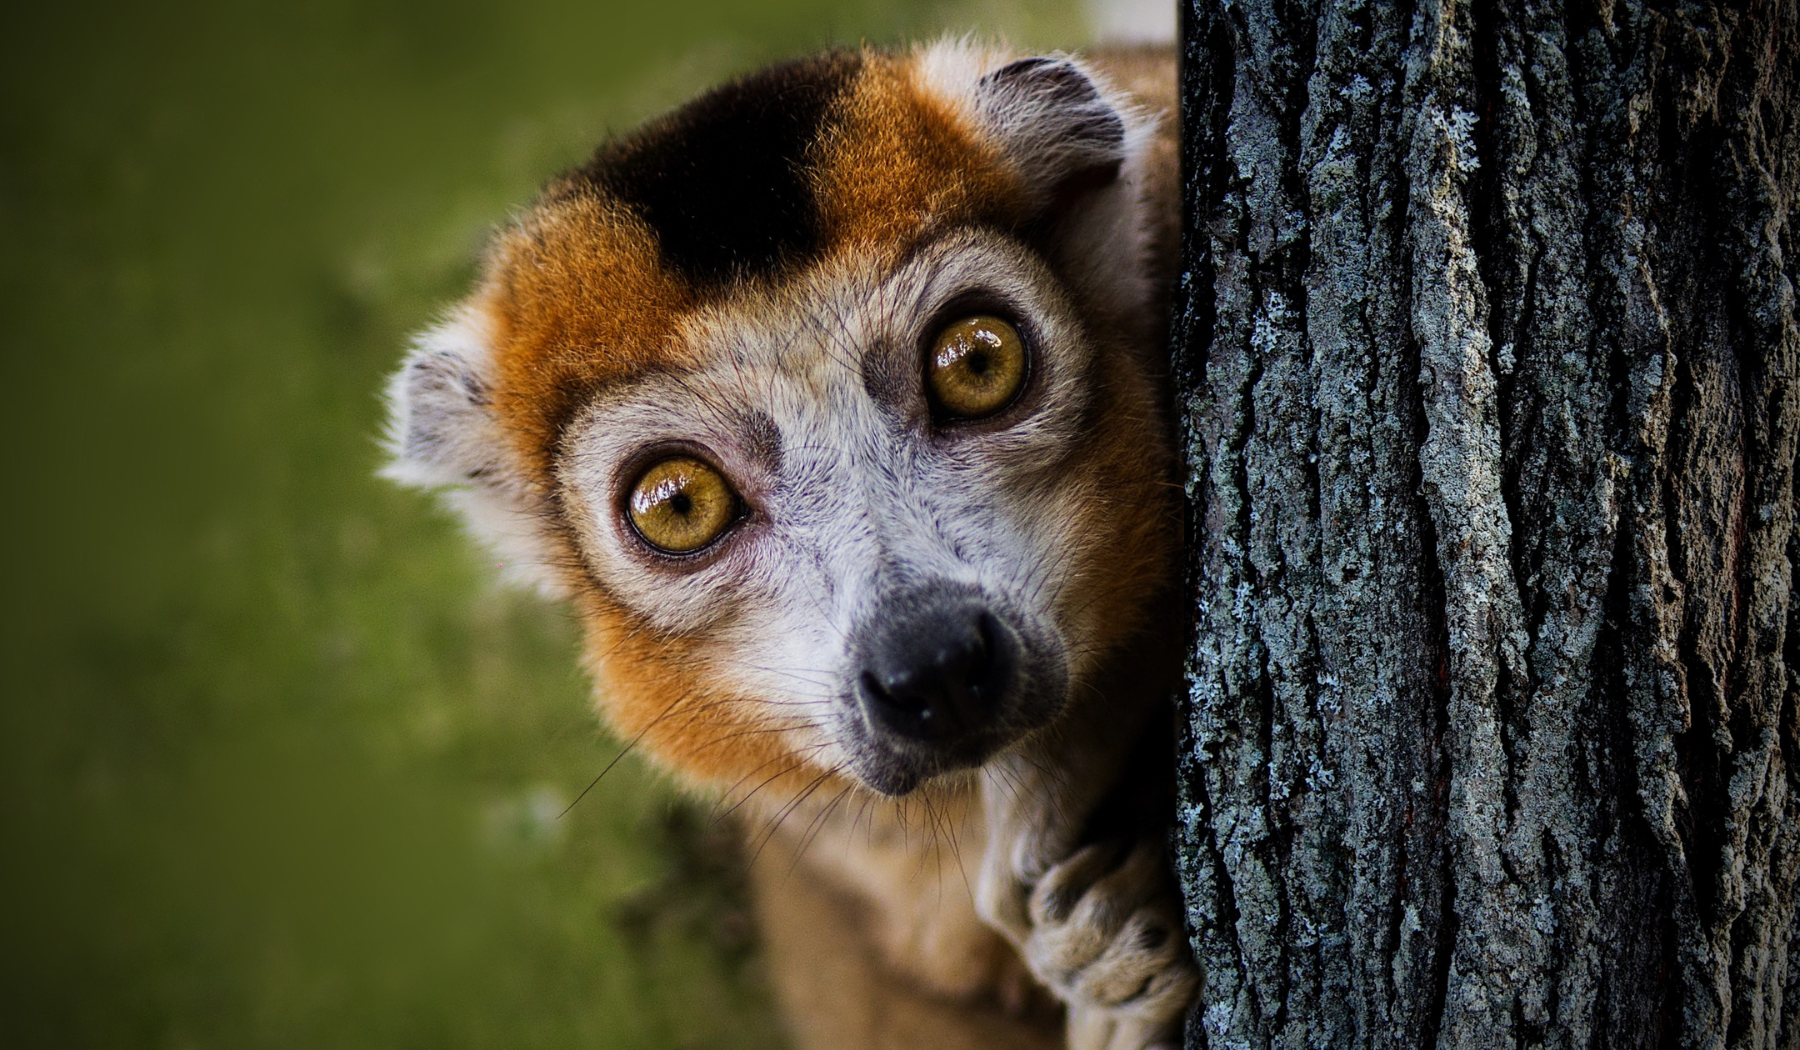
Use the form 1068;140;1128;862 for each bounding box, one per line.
980;57;1125;154
977;57;1125;197
577;51;862;286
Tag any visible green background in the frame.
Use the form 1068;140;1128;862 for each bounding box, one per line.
0;2;1090;1047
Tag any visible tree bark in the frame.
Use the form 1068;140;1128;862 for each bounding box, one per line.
1169;0;1800;1046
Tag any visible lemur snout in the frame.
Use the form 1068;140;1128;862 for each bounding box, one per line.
857;597;1015;745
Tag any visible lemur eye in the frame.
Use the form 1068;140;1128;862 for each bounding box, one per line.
627;456;739;554
926;315;1027;420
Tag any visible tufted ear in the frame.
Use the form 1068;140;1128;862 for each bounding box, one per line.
382;307;567;597
972;56;1130;213
919;42;1165;327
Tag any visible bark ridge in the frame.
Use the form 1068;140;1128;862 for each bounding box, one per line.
1171;0;1800;1046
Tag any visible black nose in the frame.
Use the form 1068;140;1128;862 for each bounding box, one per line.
857;603;1012;744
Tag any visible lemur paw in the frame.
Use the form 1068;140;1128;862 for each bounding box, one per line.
1021;839;1197;1050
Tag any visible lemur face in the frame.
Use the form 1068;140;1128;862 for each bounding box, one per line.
387;41;1175;798
558;228;1128;794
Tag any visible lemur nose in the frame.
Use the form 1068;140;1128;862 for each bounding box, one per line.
858;607;1010;743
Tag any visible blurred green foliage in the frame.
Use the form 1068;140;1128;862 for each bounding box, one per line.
0;1;1086;1047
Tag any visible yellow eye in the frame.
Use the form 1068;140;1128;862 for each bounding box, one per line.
627;456;739;554
926;315;1027;419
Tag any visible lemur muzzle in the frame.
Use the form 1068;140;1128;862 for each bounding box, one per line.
856;591;1018;745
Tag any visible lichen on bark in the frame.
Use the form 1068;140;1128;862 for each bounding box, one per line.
1171;0;1800;1047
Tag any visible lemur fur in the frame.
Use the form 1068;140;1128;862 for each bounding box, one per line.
385;39;1193;1050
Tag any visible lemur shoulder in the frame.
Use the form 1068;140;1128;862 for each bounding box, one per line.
385;39;1193;1050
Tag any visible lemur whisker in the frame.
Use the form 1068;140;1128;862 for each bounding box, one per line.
691;721;819;755
726;760;811;833
723;744;837;827
917;792;947;892
735;661;836;688
786;781;858;877
749;767;838;869
929;790;976;905
560;681;711;818
710;746;828;825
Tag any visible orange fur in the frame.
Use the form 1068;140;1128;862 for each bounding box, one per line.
814;52;1025;256
575;586;826;794
480;198;694;481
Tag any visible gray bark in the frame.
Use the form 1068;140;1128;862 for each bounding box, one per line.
1169;0;1800;1047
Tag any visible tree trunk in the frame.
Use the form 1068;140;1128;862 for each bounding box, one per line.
1169;0;1800;1046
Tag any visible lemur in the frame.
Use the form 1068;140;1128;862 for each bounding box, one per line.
384;40;1193;1050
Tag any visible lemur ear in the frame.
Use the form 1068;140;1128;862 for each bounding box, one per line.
383;308;566;597
972;57;1128;213
386;313;503;490
945;49;1158;324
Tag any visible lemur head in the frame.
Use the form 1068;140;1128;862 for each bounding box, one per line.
386;41;1175;798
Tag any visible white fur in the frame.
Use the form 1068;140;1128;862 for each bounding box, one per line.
381;307;568;598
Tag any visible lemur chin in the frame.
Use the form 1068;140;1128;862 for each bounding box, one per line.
384;39;1194;1050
